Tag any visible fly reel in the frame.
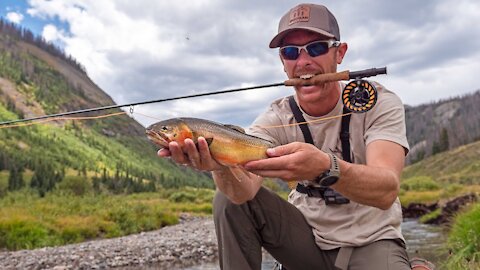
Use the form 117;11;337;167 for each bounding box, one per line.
342;79;377;113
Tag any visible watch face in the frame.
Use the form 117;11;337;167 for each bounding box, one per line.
320;175;339;186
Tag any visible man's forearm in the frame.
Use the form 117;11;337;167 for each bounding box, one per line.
333;161;400;209
212;168;263;205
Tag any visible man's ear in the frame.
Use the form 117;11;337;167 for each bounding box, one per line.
336;43;348;64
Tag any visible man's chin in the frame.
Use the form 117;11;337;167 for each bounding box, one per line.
297;85;322;97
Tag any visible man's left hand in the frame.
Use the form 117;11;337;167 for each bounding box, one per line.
244;142;329;182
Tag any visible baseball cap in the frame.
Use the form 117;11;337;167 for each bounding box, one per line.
269;4;340;48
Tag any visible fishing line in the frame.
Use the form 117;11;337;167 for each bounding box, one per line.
0;111;127;129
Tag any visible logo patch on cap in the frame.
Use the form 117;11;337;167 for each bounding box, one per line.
289;6;310;25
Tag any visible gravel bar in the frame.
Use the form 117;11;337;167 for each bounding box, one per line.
0;215;219;270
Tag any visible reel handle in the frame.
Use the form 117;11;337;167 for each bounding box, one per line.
284;67;387;86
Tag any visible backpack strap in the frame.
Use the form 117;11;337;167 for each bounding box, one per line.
288;95;352;162
288;96;314;144
340;107;352;162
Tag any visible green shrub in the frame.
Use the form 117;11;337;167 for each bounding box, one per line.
55;176;92;196
401;176;440;191
169;191;197;203
0;218;58;250
419;208;441;224
0;191;197;250
443;203;480;269
106;207;138;234
441;183;464;198
168;187;215;203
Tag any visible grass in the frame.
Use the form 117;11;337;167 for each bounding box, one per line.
399;179;480;207
0;188;214;250
442;203;480;269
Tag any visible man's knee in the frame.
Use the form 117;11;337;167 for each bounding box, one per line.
213;190;248;225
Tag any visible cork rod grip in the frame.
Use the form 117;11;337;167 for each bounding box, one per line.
284;70;350;86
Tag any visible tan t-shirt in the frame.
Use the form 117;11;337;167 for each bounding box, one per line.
247;81;409;250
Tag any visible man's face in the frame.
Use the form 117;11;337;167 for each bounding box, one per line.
280;30;346;103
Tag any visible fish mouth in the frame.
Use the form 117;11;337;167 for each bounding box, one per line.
145;129;169;147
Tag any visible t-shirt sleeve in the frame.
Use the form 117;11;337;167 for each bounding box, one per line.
364;85;410;154
246;105;287;147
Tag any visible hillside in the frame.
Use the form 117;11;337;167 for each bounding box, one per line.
402;139;480;185
404;90;480;164
0;19;213;196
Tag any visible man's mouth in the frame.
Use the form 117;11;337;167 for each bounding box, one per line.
299;74;315;80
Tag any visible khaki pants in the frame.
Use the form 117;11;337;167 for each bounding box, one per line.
213;187;411;270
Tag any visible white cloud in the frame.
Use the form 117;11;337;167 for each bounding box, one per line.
6;12;24;24
23;0;480;127
41;24;61;42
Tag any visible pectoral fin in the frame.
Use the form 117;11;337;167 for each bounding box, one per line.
228;166;262;182
195;137;214;149
205;137;214;146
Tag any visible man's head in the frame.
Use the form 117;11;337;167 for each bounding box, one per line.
271;4;347;116
270;4;340;48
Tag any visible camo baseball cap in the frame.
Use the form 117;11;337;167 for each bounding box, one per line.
269;4;340;48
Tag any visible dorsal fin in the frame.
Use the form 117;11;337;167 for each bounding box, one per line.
224;124;245;133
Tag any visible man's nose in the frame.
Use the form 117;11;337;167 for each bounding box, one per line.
296;48;313;64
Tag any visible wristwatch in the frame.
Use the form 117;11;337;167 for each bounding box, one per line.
315;153;340;186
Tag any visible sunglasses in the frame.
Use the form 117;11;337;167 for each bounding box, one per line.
280;40;340;60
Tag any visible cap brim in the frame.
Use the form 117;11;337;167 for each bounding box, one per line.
269;27;335;48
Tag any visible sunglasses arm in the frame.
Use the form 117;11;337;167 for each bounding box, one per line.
284;67;387;86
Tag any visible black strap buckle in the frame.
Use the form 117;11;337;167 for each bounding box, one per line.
296;184;350;205
323;188;350;205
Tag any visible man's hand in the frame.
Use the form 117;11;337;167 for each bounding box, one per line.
244;142;330;181
157;137;225;172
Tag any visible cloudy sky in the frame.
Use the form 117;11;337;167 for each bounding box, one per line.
1;0;479;127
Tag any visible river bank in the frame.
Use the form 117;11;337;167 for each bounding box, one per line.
0;215;218;270
0;215;447;270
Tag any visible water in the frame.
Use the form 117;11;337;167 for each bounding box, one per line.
402;218;447;264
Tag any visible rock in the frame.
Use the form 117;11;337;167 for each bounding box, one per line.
402;193;478;224
424;193;477;225
402;202;438;218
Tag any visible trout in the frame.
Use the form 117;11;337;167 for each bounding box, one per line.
145;117;275;168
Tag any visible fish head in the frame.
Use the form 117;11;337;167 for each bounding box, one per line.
145;118;193;148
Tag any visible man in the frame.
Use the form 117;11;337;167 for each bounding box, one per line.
158;3;411;270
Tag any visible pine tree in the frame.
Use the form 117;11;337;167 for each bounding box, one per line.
8;165;24;191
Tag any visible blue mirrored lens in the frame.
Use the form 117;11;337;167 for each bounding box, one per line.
280;47;299;60
306;42;329;57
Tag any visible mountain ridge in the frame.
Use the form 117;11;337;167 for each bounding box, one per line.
0;20;214;195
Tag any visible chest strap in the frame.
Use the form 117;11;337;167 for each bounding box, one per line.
288;95;350;204
288;95;351;161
